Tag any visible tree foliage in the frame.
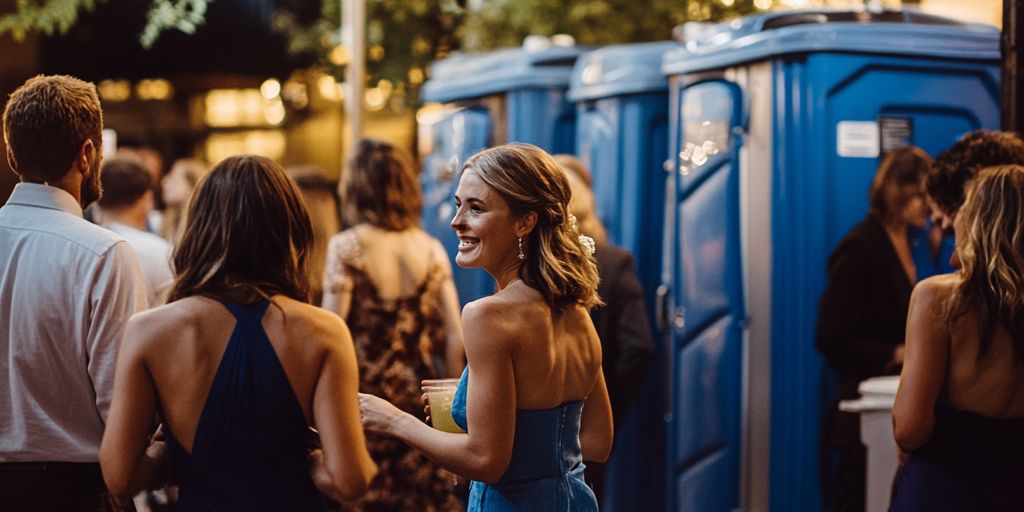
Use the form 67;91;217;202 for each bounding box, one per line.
272;0;761;100
0;0;210;48
459;0;760;50
272;0;463;99
2;0;764;96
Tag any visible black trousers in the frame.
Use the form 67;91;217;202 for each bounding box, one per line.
0;461;121;512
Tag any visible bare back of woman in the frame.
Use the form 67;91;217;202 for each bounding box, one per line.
946;298;1024;418
484;282;602;410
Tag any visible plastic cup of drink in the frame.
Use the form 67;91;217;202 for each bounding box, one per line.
421;378;465;434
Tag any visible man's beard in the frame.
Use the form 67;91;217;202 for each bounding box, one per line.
79;157;102;208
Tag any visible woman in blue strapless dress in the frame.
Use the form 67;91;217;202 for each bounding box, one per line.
891;165;1024;511
359;143;614;511
99;155;378;508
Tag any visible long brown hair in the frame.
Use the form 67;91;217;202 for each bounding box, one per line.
950;164;1024;363
167;155;314;304
339;138;421;230
464;143;601;311
868;146;931;223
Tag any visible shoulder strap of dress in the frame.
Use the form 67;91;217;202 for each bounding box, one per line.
223;298;271;322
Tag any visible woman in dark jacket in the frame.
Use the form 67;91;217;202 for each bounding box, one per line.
815;146;932;512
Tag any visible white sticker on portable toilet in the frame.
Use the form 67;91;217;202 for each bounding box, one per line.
836;121;880;158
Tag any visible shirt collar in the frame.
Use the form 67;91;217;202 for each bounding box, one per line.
4;182;84;218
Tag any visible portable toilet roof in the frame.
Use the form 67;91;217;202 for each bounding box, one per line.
567;41;678;102
662;7;1000;76
422;43;589;103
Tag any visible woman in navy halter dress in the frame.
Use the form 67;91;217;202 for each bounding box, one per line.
890;165;1024;511
358;143;614;511
100;156;377;508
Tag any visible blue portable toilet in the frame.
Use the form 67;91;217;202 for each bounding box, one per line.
660;9;1000;511
567;41;676;512
419;42;586;306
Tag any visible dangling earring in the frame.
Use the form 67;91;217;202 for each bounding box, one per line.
517;237;525;260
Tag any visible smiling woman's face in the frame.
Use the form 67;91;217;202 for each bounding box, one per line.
450;170;520;273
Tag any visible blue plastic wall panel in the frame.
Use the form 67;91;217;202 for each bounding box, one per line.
575;91;669;512
668;79;744;512
578;94;669;295
419;107;494;306
661;9;999;76
422;45;586;103
568;41;677;102
506;88;577;154
767;52;999;512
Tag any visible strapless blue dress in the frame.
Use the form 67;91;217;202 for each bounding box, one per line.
451;367;598;511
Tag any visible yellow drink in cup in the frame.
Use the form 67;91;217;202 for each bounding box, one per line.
422;379;465;434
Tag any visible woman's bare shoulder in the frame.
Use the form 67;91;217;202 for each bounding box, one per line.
463;289;548;347
272;296;351;347
913;273;959;303
123;296;216;353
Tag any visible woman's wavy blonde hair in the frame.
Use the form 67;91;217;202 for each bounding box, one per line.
463;143;601;311
950;164;1024;363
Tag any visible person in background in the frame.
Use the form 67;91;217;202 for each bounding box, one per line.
358;143;614;511
117;145;165;234
100;155;377;509
97;153;173;306
926;130;1024;233
322;138;464;511
160;158;208;246
287;165;341;305
918;130;1024;277
890;165;1024;510
815;146;932;512
0;74;149;511
555;154;654;502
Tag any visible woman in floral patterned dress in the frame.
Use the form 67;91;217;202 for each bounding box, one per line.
322;139;464;511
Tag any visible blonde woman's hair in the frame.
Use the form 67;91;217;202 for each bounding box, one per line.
554;154;608;245
463;143;601;311
950;164;1024;363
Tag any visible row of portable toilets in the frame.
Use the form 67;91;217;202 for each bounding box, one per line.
416;8;1002;512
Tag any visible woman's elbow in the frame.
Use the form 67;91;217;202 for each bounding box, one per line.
100;464;133;500
99;448;131;499
892;413;932;453
582;438;613;463
469;452;510;485
338;460;379;501
336;468;376;501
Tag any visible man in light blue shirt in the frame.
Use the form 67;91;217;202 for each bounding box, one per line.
0;75;148;511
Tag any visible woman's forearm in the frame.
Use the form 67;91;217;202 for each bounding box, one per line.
387;412;506;484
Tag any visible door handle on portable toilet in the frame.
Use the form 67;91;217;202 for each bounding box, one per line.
655;284;673;416
655;284;670;333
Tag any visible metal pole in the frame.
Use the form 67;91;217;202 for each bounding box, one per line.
1003;0;1022;133
342;0;366;153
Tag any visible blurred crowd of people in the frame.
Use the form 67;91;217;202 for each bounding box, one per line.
0;75;654;512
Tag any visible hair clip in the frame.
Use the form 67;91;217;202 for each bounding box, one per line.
578;234;596;256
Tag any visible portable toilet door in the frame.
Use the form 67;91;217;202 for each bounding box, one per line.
661;9;1000;511
568;40;676;512
419;42;585;306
